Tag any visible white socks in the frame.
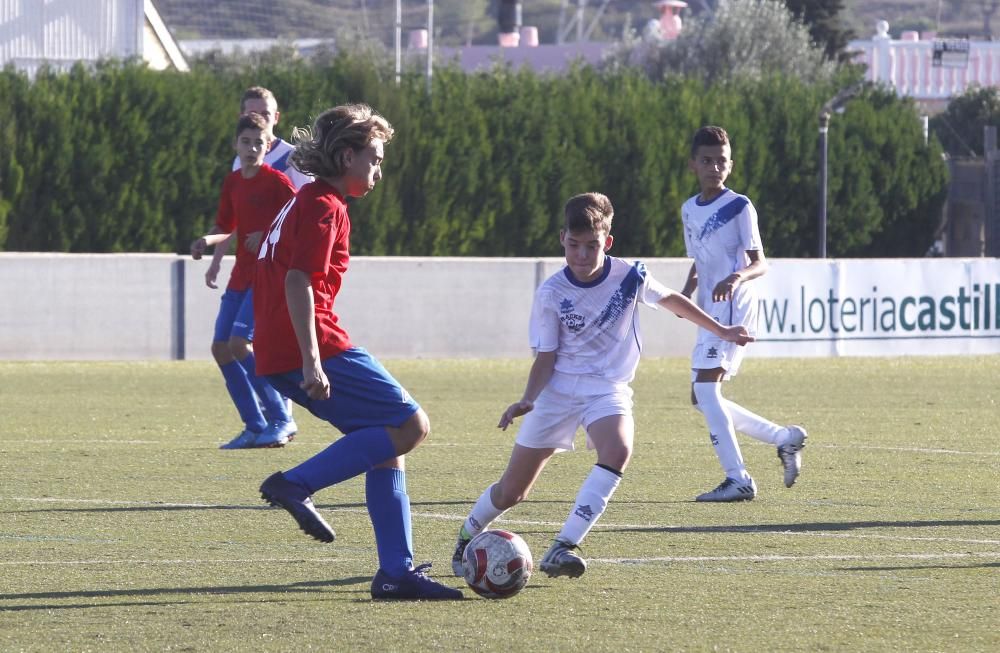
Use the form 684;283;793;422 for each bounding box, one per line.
461;483;506;539
556;465;622;546
723;399;787;445
693;382;749;481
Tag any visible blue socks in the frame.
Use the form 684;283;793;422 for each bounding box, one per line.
237;352;291;422
283;429;411;575
219;360;266;432
366;467;414;576
284;426;397;493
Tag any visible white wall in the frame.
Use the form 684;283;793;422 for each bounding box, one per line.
0;253;179;360
182;255;697;360
4;254;998;361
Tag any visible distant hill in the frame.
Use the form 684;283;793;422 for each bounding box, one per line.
154;0;994;48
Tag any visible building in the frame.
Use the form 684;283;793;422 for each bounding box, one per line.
0;0;188;76
849;20;1000;107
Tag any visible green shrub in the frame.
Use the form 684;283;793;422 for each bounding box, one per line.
0;55;946;258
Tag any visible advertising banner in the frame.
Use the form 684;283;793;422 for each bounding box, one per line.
753;259;1000;357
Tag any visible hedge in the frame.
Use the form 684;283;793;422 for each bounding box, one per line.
0;55;947;257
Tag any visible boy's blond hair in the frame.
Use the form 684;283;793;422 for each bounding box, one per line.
563;192;614;235
240;86;277;113
290;104;394;179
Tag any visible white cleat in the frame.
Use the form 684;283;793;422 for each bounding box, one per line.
777;425;807;488
451;536;470;577
539;539;586;578
696;477;757;502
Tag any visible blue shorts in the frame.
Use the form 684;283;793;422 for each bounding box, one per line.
213;288;255;342
265;347;420;435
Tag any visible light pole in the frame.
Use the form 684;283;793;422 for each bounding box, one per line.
818;110;830;258
817;84;862;258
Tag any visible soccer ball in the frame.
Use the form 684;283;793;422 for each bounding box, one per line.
462;529;533;599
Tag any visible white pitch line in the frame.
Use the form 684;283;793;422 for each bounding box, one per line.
7;497;221;508
0;557;359;567
1;552;997;568
4;439;999;456
809;443;1000;456
4;440;165;445
590;551;1000;564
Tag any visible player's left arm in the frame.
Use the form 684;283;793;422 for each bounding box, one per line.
285;268;329;401
712;201;769;301
657;290;754;346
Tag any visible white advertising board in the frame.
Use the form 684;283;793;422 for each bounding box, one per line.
753;259;1000;357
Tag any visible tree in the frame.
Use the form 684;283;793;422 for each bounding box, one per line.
783;0;853;60
930;86;1000;156
606;0;835;83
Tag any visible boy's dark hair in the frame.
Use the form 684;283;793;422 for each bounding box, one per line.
691;126;730;156
563;192;614;235
235;112;270;140
240;86;277;113
290;104;394;179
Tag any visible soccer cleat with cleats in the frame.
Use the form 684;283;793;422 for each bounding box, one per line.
219;429;259;450
696;476;757;502
451;535;471;577
370;563;464;600
777;425;807;488
539;539;586;578
254;419;298;448
262;402;296;441
259;471;336;543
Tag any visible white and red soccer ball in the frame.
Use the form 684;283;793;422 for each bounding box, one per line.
462;529;533;599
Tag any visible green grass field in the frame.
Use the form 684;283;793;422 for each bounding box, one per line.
0;357;997;652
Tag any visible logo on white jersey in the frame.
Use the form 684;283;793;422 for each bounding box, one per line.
559;298;585;333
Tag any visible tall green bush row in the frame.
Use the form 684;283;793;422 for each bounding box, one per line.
0;55;946;257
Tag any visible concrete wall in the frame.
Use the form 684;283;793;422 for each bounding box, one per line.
0;253;181;360
1;253;697;360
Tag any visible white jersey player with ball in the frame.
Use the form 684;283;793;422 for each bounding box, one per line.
451;192;753;580
681;125;807;503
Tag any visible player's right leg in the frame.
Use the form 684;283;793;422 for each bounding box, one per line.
213;290;267;449
452;445;555;576
540;406;632;579
260;348;459;599
229;290;297;447
259;349;413;539
691;367;756;502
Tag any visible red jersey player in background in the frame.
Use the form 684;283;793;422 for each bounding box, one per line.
254;104;462;600
190;112;297;449
204;86;312;290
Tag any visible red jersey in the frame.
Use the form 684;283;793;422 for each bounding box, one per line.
253;179;354;375
215;164;296;291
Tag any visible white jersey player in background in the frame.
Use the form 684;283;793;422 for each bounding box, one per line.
450;192;753;579
205;86;312;290
680;125;807;502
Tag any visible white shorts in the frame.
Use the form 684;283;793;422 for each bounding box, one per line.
690;298;755;379
514;372;633;452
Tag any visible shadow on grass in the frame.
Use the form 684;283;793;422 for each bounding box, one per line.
838;561;1000;571
0;576;371;611
8;498;576;515
608;518;1000;534
8;504;365;515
